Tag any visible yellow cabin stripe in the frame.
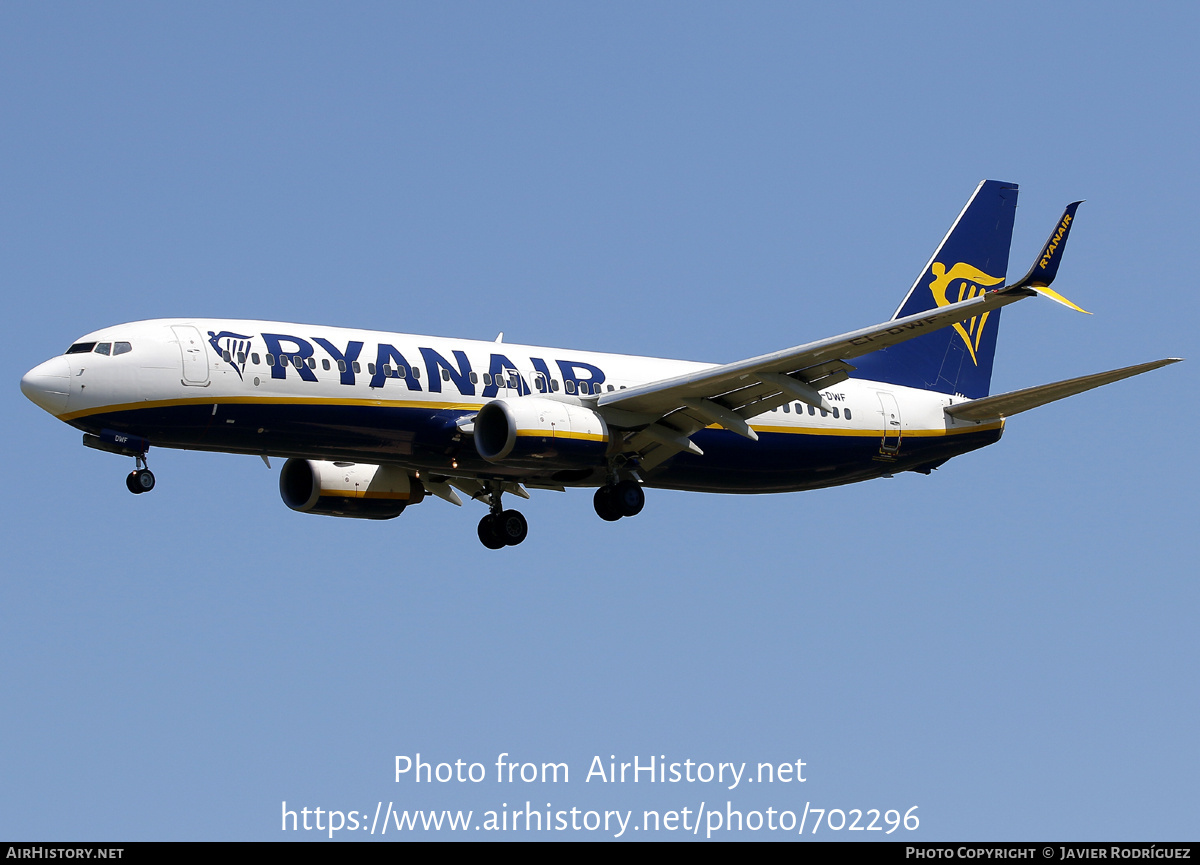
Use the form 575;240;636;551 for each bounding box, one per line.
60;394;481;422
743;421;1002;438
60;395;1001;439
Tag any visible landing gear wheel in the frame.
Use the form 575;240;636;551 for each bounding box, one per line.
126;469;155;494
477;514;506;550
613;480;644;517
495;509;528;546
593;486;622;521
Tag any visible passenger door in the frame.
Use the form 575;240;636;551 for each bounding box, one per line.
172;325;210;386
877;391;902;454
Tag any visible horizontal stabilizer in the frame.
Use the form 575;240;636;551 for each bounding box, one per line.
945;358;1182;421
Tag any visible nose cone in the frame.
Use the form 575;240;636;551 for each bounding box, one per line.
21;356;71;416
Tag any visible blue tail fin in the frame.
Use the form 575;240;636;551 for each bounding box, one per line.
851;179;1018;398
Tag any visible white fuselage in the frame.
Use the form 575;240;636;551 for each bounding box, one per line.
22;318;1002;496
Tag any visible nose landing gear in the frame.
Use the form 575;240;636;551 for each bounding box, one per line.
126;469;156;494
125;453;155;495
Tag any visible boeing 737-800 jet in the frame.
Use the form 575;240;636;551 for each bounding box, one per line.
21;181;1180;548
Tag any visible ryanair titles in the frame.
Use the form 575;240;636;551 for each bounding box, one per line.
1038;211;1073;271
209;330;608;398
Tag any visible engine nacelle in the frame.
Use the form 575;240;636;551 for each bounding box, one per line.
474;397;609;468
279;459;424;519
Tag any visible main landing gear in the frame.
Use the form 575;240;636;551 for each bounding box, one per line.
477;480;528;549
593;480;645;522
125;454;155;495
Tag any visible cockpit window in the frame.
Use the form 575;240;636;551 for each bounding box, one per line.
94;343;112;355
66;342;96;354
114;342;132;355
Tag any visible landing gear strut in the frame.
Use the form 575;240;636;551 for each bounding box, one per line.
125;453;155;495
593;479;644;521
476;481;528;549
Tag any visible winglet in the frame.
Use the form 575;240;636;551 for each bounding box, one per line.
1008;201;1090;313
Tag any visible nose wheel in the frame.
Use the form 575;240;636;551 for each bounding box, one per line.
125;453;155;494
126;469;155;494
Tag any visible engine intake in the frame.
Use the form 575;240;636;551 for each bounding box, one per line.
279;459;423;519
474;397;609;468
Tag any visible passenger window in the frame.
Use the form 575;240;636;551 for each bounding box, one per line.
482;373;491;385
95;343;112;355
551;380;560;392
578;382;588;395
844;408;852;420
820;408;828;417
441;369;451;382
782;403;790;413
607;385;614;392
620;385;626;390
565;381;576;394
265;354;275;366
352;362;361;374
412;366;420;379
382;364;392;376
469;372;478;384
321;358;330;370
307;358;316;369
832;407;839;418
795;403;802;412
114;342;132;355
535;375;545;392
337;360;346;373
237;351;247;364
368;363;376;375
222;350;231;362
251;353;260;364
808;405;815;416
293;355;303;368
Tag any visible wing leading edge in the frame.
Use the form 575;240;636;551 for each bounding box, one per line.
593;198;1142;469
596;286;1038;467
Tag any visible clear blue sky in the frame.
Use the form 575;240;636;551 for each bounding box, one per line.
2;2;1196;840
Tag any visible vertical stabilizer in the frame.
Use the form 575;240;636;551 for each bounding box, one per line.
851;180;1018;398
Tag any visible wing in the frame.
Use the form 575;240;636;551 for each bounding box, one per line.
595;286;1038;468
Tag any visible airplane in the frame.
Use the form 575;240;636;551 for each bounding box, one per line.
20;180;1181;549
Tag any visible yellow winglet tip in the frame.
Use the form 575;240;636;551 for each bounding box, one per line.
1033;285;1091;315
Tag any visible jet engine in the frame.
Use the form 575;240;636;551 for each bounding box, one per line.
279;459;424;519
474;397;609;468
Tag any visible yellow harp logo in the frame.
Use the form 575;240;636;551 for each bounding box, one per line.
928;262;1004;365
